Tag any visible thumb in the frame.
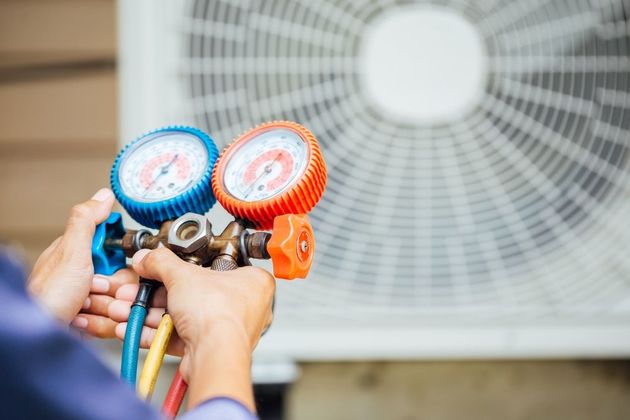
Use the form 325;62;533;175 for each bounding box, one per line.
61;188;115;260
132;248;191;289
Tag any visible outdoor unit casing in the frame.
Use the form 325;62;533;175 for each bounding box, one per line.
118;0;630;360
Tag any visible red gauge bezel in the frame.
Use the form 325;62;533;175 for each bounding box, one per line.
212;121;327;229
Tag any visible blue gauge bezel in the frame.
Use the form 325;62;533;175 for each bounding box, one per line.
110;126;219;229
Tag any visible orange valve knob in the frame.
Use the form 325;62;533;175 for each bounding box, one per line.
267;214;315;279
212;121;327;229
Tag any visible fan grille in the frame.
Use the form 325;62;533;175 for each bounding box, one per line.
181;0;630;325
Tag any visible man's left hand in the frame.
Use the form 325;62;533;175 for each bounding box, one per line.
28;189;136;335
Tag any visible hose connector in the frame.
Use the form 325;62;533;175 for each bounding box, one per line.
133;279;161;309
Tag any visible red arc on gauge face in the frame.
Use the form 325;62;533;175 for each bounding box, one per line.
140;153;191;188
243;149;294;192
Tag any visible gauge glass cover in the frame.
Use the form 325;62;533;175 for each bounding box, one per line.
222;129;309;202
118;132;209;203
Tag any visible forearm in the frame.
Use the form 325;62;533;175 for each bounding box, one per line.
187;322;255;412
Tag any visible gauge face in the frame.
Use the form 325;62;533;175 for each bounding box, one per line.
118;131;209;203
222;128;309;202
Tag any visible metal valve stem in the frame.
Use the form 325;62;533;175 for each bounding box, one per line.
101;213;273;268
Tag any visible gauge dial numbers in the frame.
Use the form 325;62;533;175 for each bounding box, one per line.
111;126;219;228
222;129;308;202
118;132;208;203
213;121;327;229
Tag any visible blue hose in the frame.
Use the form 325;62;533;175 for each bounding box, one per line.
120;305;147;385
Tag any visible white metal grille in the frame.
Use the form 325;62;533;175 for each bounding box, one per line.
119;0;630;356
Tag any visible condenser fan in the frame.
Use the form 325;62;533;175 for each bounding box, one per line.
119;0;630;356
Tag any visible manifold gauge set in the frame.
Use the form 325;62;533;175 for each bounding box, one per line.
91;121;327;416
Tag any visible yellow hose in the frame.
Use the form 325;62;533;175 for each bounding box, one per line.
138;313;174;400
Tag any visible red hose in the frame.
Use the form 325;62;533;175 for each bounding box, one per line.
162;369;188;418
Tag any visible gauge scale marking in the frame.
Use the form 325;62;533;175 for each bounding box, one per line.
212;121;326;230
223;129;309;202
118;132;209;203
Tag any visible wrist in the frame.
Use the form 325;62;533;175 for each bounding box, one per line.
186;320;255;412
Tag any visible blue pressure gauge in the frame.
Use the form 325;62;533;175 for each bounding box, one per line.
111;126;219;228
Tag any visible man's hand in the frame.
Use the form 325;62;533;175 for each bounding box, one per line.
109;248;275;411
28;188;136;333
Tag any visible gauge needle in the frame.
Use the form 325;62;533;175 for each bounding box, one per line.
244;152;282;198
143;154;179;197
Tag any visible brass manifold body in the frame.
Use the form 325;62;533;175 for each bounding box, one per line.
105;212;272;269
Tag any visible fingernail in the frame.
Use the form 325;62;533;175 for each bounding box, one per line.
132;249;151;265
82;297;91;309
115;323;126;339
71;317;88;329
91;188;113;202
92;275;110;293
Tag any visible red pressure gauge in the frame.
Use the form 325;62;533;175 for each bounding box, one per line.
212;121;327;230
212;121;327;279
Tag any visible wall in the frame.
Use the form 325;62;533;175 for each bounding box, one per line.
0;0;117;265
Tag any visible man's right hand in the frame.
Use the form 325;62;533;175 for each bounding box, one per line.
109;248;275;411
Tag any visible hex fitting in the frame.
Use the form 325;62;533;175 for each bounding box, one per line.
168;213;212;254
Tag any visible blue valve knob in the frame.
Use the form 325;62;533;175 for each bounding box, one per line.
92;212;126;275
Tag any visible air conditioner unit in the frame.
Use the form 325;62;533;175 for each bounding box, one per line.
118;0;630;360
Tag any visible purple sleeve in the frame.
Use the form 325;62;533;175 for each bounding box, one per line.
181;397;258;420
0;249;257;420
0;249;160;420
